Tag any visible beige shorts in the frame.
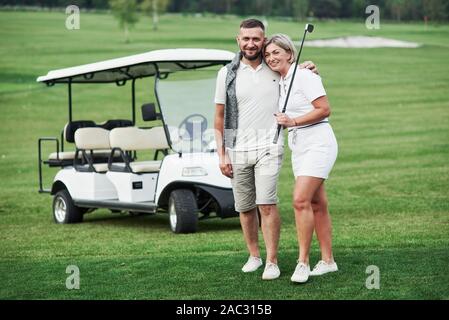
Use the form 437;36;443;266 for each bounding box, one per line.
228;145;284;213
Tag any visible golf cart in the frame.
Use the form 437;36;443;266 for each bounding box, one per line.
37;48;238;233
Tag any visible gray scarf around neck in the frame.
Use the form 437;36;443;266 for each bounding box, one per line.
223;51;242;149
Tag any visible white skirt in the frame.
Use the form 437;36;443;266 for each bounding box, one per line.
287;123;338;179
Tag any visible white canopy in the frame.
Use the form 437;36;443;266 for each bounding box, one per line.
37;48;235;84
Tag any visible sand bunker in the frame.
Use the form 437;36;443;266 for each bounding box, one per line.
303;36;421;48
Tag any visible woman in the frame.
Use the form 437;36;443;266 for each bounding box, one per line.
264;34;338;283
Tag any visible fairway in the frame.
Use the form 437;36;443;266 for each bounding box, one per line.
0;10;448;300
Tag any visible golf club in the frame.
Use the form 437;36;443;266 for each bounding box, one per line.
272;23;314;144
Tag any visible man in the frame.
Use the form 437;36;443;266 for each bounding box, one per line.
214;19;317;280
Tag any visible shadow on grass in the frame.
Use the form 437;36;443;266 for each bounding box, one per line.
82;211;241;233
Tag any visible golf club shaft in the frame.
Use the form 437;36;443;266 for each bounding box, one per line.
272;27;309;144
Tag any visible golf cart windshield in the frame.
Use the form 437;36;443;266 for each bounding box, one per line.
157;68;219;153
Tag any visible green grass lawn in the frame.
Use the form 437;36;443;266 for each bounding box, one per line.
0;11;448;300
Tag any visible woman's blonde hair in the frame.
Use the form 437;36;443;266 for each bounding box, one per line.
265;33;297;63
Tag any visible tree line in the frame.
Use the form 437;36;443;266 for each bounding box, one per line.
2;0;448;21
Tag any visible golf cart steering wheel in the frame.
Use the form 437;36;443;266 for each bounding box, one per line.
178;114;208;141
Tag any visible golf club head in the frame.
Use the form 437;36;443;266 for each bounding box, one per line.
305;24;315;33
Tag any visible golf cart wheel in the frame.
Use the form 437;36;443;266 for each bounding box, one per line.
168;189;198;234
53;189;84;224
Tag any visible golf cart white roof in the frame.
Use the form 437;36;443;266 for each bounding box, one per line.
37;48;235;84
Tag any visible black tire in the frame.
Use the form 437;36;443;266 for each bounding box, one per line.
52;189;84;224
168;189;198;234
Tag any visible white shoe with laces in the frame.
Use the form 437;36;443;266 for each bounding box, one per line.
262;262;280;280
290;261;310;283
310;260;338;276
241;256;263;273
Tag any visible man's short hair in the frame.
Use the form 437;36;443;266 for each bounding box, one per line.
240;19;265;31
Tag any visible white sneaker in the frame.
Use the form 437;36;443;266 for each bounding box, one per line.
241;256;263;273
262;262;280;280
310;260;338;276
291;261;310;283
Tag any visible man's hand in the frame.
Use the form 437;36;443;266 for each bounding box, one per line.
219;153;233;178
300;60;319;75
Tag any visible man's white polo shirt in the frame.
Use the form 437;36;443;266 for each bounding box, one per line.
215;61;282;151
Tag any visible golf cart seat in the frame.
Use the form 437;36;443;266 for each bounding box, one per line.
91;163;109;173
48;150;118;162
112;160;162;173
48;150;80;161
47;120;97;166
46;120;96;166
99;119;133;131
47;120;125;166
73;127;112;173
109;126;169;173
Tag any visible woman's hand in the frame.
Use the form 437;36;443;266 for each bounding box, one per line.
274;113;296;128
